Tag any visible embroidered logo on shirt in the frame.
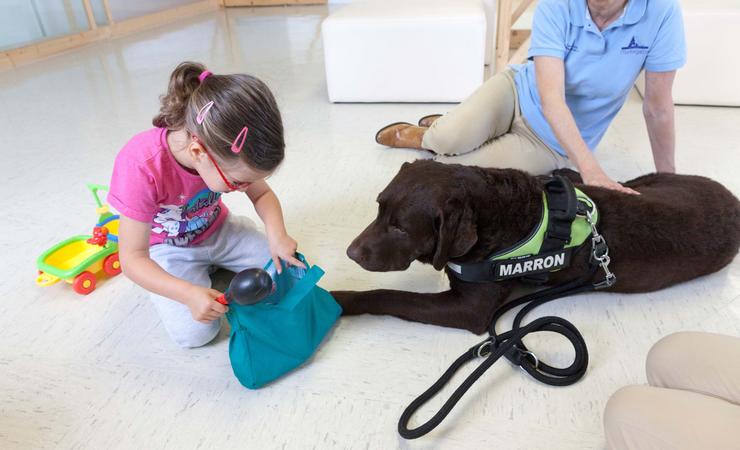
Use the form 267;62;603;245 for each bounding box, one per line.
621;37;649;53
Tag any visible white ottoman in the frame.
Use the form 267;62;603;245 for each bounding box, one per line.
636;0;740;107
321;0;488;103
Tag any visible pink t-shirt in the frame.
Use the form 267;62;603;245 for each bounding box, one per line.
108;127;228;247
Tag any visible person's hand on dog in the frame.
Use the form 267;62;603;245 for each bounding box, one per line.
185;285;229;323
583;168;640;195
267;231;306;274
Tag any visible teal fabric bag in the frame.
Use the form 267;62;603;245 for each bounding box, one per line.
225;254;342;389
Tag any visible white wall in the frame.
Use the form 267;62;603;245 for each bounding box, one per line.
0;0;99;51
108;0;200;22
0;0;199;51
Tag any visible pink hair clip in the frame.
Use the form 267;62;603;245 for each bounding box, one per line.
196;100;214;125
231;127;249;154
198;70;213;83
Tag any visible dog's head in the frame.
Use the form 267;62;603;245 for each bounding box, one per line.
347;160;478;271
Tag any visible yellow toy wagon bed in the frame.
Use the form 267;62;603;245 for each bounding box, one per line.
36;184;122;295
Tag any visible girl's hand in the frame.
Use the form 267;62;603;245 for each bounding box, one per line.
267;232;306;273
184;285;229;323
582;169;640;195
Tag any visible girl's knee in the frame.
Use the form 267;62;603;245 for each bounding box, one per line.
229;217;271;259
168;320;221;349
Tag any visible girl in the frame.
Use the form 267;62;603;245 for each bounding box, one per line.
109;61;303;348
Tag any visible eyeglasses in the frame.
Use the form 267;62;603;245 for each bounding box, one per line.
192;135;251;191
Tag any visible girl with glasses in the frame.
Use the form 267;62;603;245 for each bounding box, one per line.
108;61;303;348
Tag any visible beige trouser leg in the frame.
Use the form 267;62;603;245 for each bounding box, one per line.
421;69;570;175
604;332;740;450
646;331;740;405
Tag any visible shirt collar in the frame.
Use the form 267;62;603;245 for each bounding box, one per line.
623;0;646;25
569;0;646;27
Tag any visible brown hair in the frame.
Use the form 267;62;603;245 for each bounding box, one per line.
153;61;284;172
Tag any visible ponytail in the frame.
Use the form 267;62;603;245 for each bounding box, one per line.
152;61;206;129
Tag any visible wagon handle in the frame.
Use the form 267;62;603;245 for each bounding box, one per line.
36;272;61;287
87;184;108;208
87;184;113;221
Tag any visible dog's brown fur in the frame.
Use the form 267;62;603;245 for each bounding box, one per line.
333;160;740;334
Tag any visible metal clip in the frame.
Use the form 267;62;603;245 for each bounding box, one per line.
591;237;609;261
476;339;493;358
585;209;617;289
576;200;592;217
594;272;617;290
518;350;539;371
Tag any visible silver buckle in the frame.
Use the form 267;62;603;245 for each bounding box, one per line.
477;340;492;358
519;350;540;371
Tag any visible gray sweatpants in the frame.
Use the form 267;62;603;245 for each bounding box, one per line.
149;214;271;348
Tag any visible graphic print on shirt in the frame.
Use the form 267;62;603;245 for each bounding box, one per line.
152;188;222;247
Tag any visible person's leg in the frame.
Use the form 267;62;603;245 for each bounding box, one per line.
432;114;572;175
209;215;272;274
604;384;740;450
376;70;518;154
646;331;740;405
149;243;221;348
422;69;518;156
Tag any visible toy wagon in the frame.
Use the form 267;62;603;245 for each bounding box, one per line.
36;184;122;295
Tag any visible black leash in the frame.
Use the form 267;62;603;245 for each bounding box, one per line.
397;270;594;439
398;206;616;439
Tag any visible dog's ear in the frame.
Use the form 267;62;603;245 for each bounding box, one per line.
432;197;478;270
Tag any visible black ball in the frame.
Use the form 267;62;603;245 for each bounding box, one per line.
225;268;274;305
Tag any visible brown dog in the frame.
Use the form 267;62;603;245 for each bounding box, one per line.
333;160;740;334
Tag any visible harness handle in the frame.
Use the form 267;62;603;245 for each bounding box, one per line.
545;176;578;222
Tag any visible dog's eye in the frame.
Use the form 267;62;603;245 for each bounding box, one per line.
389;224;407;235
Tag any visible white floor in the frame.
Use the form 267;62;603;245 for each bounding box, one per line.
1;6;739;450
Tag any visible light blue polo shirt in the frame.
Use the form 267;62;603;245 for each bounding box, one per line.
513;0;686;156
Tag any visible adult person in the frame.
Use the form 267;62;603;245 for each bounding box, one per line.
375;0;686;194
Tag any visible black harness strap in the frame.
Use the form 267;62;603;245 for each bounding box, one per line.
521;176;578;284
541;176;579;251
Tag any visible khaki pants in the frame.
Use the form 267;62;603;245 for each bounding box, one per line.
604;331;740;450
421;69;570;175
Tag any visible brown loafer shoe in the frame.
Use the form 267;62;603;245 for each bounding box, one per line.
375;122;426;149
418;114;442;128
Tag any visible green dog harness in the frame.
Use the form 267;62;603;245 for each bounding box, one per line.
447;175;599;283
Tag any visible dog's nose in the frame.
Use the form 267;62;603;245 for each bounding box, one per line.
346;243;363;263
